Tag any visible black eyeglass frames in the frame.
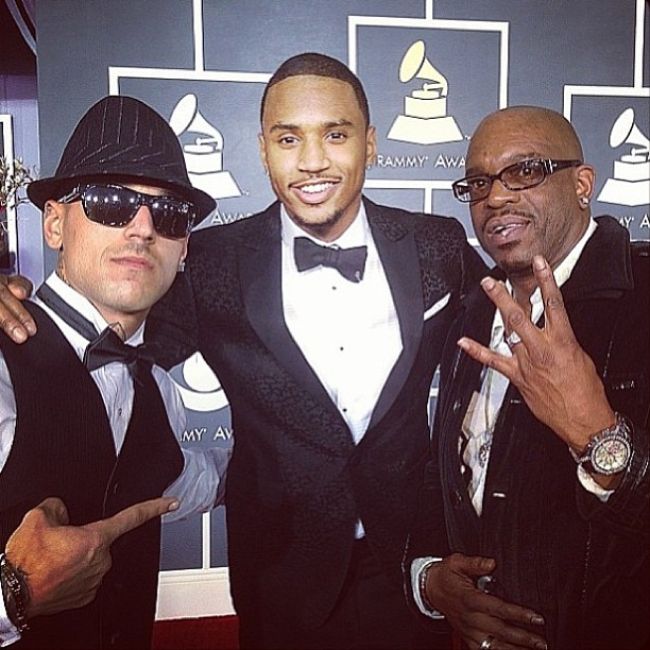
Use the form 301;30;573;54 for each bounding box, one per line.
452;159;582;204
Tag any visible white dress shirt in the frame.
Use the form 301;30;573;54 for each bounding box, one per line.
0;273;229;646
281;204;403;537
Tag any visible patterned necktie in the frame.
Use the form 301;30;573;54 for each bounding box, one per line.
294;236;368;283
36;283;154;382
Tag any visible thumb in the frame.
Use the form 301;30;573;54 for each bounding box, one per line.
33;497;71;526
453;554;496;578
5;497;70;559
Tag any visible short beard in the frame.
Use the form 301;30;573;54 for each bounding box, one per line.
289;208;344;240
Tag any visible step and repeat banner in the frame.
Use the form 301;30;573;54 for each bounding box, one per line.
32;0;649;588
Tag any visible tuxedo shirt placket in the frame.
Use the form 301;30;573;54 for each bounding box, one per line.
280;205;403;537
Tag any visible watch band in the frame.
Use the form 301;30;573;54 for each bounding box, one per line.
0;554;30;634
569;413;632;475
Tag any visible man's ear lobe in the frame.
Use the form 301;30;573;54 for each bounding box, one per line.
43;201;65;250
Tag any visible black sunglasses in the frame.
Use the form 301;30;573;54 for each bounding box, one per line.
58;184;197;239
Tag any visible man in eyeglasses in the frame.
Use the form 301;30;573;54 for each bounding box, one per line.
406;106;650;650
0;95;229;649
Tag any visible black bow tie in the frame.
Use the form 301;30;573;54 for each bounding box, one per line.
83;328;154;380
36;283;153;381
294;237;367;283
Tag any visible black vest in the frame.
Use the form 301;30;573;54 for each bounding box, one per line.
0;302;184;649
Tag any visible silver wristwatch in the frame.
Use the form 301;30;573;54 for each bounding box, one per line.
570;413;632;475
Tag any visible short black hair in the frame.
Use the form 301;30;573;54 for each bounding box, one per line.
260;52;370;126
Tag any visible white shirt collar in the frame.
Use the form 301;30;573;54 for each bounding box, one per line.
280;202;370;249
492;219;598;346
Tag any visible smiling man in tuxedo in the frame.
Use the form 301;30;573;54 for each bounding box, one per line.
0;53;486;649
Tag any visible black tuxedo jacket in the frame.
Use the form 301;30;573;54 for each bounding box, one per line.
147;197;486;631
407;217;650;649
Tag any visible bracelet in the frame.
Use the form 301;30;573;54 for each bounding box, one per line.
418;559;439;613
0;553;30;633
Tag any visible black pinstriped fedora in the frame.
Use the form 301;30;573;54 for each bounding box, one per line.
28;95;215;219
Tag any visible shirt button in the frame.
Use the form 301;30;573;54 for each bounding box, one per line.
339;346;344;351
342;407;348;413
117;407;123;417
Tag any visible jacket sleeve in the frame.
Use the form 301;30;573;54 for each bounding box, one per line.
460;237;488;299
576;242;650;541
577;418;650;541
403;328;462;620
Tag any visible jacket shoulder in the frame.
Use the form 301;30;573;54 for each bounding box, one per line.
188;203;279;262
365;197;468;241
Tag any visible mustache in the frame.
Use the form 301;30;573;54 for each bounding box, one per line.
484;208;535;221
112;243;154;259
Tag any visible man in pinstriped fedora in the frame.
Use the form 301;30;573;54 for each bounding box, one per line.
0;95;229;649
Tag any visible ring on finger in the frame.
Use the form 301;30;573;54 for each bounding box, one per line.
479;635;495;650
505;330;522;347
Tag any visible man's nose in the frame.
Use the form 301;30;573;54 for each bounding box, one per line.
124;206;156;240
298;137;330;173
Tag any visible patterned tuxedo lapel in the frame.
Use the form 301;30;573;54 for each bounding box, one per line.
365;201;423;430
238;203;346;419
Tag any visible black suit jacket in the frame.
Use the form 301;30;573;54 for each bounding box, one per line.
147;197;486;631
407;217;650;650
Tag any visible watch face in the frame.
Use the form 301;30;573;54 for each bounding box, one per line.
592;437;631;474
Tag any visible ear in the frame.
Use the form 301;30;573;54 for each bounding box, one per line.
43;200;66;251
258;133;269;176
180;236;189;264
575;163;595;209
365;125;377;167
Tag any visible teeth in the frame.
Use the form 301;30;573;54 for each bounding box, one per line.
300;182;332;194
491;222;523;235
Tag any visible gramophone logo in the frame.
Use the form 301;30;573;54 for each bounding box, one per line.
173;352;229;413
387;40;463;145
169;93;242;200
597;108;650;207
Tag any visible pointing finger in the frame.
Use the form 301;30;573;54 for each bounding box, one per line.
87;496;179;546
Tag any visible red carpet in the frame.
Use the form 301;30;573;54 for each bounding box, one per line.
152;616;239;649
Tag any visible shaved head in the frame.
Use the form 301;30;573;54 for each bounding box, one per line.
464;105;595;286
469;106;584;162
